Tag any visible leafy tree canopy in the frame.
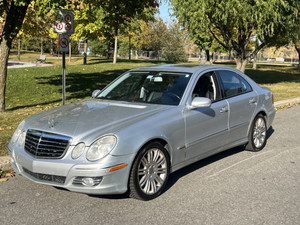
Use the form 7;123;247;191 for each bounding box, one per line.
170;0;300;72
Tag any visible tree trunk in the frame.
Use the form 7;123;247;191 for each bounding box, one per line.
113;28;118;64
40;39;43;55
83;39;88;65
0;0;30;112
295;46;300;66
17;39;21;60
210;52;214;64
235;57;249;73
205;49;210;62
50;39;54;55
253;54;257;70
128;35;131;61
0;40;10;111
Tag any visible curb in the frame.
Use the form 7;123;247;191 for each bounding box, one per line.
274;97;300;108
1;97;300;170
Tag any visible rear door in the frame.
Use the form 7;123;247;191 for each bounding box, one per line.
217;70;258;144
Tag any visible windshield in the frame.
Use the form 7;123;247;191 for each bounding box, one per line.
98;71;192;105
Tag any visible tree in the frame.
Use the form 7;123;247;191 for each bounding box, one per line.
97;0;158;64
264;17;300;66
1;0;30;112
0;0;64;112
291;27;300;66
119;8;157;60
133;18;169;60
18;2;53;56
162;22;187;62
89;38;111;58
170;0;300;72
71;0;105;64
295;42;300;66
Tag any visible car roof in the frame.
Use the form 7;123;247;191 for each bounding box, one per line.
130;64;239;74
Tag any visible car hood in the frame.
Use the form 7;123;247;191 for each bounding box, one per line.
24;99;170;145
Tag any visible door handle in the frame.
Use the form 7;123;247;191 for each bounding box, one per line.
220;106;228;113
249;98;257;104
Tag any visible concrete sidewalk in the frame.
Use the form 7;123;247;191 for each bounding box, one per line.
0;156;11;170
1;97;300;170
8;61;53;69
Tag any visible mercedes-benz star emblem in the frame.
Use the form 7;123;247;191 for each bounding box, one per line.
48;118;56;128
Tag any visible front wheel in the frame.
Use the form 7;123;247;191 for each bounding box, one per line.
129;142;170;201
246;114;267;151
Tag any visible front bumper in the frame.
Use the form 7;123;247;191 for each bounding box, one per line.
8;145;135;195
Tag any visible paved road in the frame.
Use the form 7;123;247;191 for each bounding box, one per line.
1;106;299;225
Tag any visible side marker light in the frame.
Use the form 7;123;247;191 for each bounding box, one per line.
108;163;128;172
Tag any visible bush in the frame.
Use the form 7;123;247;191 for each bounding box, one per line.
163;48;188;62
89;40;109;57
118;41;129;57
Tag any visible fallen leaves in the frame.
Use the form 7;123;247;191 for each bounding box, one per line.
5;170;15;178
276;103;300;111
0;169;15;182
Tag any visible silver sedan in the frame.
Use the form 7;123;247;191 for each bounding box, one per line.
8;64;275;200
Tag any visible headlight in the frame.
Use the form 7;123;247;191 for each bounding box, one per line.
72;143;85;159
86;135;117;161
17;131;26;147
10;120;25;145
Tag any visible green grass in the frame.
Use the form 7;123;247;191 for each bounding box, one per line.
245;65;300;101
0;58;162;156
0;58;299;156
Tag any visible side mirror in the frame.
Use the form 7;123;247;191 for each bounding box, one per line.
92;89;101;98
189;97;211;109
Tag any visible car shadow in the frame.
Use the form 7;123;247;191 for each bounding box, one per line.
87;146;246;200
163;146;244;193
163;126;275;193
55;127;275;200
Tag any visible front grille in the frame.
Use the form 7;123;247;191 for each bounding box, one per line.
24;129;72;159
23;167;66;184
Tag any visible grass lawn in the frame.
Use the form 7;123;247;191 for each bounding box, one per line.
245;65;300;102
0;57;299;156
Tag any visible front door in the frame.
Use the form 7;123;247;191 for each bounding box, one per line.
184;72;229;162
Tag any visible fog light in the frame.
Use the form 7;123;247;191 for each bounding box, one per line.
82;177;95;186
73;176;102;187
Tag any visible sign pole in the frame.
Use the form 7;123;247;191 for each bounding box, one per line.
62;52;66;105
54;9;74;106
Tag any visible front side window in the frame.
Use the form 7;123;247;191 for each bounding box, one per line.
98;71;192;105
218;70;252;98
192;72;220;102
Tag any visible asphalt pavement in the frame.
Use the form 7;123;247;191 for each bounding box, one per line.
0;105;299;225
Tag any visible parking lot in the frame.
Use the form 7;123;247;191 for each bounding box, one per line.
0;105;299;225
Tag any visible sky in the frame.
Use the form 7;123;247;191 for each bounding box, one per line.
158;1;174;22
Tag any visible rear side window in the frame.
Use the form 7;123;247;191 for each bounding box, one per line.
217;70;252;98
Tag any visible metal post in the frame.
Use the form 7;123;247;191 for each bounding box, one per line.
62;52;66;105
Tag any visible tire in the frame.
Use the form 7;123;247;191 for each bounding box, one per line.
129;142;170;201
245;114;267;151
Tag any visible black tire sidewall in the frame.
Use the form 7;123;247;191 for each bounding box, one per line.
129;142;170;201
247;114;267;151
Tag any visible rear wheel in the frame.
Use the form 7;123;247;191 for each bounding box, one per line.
246;114;267;151
129;142;170;201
